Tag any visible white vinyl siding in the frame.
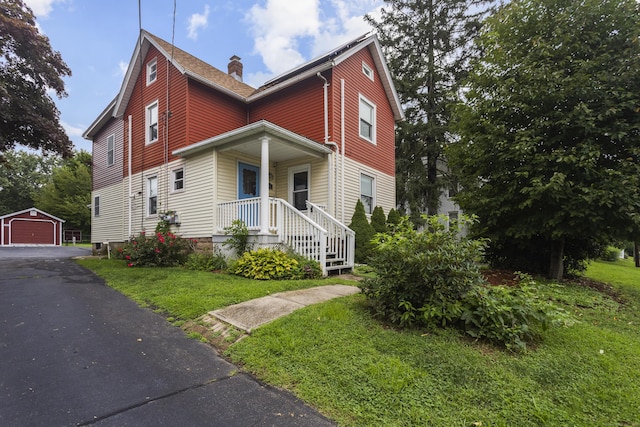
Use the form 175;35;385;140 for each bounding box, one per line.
359;94;376;144
146;101;158;144
340;156;395;223
91;182;125;244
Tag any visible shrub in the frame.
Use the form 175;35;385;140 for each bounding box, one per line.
386;208;401;229
348;199;375;264
600;246;621;262
184;247;227;272
119;231;192;267
223;219;251;257
230;248;320;280
370;206;387;233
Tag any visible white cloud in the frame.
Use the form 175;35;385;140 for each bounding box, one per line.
246;0;381;80
187;5;210;40
23;0;64;19
61;121;84;138
117;61;128;77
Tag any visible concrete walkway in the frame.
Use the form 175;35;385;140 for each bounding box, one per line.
209;284;360;333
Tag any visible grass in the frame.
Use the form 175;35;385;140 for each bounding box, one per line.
79;257;640;426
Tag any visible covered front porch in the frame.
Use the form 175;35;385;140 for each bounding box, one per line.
173;120;355;275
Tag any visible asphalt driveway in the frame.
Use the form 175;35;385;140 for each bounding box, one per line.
0;248;332;426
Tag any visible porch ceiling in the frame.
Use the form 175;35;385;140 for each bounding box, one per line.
173;120;332;162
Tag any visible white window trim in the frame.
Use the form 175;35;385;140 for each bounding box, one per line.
106;134;115;167
146;58;157;85
171;166;185;193
360;172;375;215
288;164;311;211
146;100;159;144
359;94;376;145
362;61;374;81
147;175;158;217
94;195;100;217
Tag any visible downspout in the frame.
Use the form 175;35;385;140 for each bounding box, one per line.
128;115;132;239
317;72;335;214
340;79;345;223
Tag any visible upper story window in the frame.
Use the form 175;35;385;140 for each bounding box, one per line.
359;95;376;144
172;167;184;192
146;58;157;85
107;134;115;166
362;62;374;81
146;101;158;144
147;176;158;216
360;173;375;215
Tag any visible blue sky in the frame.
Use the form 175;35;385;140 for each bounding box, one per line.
24;0;383;153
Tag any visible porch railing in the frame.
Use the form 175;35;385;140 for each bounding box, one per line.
306;201;355;272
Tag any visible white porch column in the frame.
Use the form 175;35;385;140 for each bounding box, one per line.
260;136;270;234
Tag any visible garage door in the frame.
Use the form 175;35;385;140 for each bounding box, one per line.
10;219;55;245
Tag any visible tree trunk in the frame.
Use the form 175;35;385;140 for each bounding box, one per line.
548;238;565;281
635;239;640;268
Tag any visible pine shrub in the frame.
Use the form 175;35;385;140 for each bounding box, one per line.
370;206;387;233
348;199;375;264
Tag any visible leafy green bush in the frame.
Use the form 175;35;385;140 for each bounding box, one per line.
119;231;192;267
223;219;251;257
370;206;387;233
184;248;227;272
348;199;375;263
386;208;401;229
230;248;320;280
600;246;621;262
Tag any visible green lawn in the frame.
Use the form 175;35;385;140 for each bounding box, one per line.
78;257;640;426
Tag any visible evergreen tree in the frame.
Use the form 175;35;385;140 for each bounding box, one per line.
371;206;387;234
387;208;402;228
348;200;376;263
366;0;495;220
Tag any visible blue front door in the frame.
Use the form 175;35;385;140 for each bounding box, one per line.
238;162;260;227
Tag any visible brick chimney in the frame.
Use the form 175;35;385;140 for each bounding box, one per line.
228;55;243;82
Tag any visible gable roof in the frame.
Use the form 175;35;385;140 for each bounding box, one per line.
113;30;256;118
0;207;65;222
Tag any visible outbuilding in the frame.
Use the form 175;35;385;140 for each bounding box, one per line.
0;208;65;246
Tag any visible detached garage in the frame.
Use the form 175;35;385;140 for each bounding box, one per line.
0;208;65;246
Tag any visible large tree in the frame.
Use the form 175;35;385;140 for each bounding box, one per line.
366;0;495;220
0;0;72;158
34;151;92;235
448;0;640;280
0;150;61;214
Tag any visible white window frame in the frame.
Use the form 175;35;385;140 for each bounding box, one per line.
362;61;374;81
94;195;100;217
146;101;159;144
288;164;311;211
360;173;375;215
359;94;376;144
171;167;185;193
107;134;115;166
146;58;157;85
147;175;158;216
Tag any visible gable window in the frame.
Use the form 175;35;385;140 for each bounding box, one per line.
146;101;158;144
147;176;158;216
94;195;100;217
362;61;374;81
107;134;115;166
360;173;374;215
289;165;310;211
359;95;376;144
172;167;184;192
146;58;157;85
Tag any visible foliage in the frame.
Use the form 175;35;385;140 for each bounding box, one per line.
360;215;486;326
386;208;401;229
348;199;375;264
285;249;323;279
0;149;61;214
184;248;227;272
223;219;251;257
600;247;622;263
118;231;192;267
366;0;496;217
370;206;387;234
33;151;91;234
230;248;319;280
0;0;72;158
448;0;640;280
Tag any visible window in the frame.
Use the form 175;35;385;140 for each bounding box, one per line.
360;173;374;215
362;61;374;81
359;95;376;143
146;58;157;85
94;196;100;217
147;176;157;216
172;167;184;192
107;134;115;166
289;165;310;211
146;101;158;143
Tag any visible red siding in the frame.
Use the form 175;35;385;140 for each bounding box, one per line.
333;47;396;176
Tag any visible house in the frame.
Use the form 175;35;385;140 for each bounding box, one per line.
0;207;65;246
83;30;403;274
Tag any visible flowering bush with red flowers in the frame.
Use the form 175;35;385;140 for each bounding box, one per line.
118;230;193;267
